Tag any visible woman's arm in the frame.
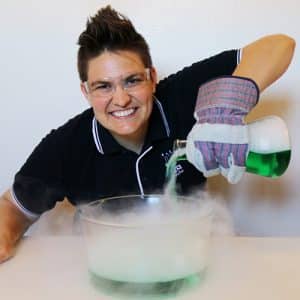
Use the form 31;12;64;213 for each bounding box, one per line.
233;34;296;92
0;190;35;263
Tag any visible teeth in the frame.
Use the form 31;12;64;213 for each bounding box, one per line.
112;108;135;117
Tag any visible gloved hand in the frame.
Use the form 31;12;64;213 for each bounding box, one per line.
186;76;259;183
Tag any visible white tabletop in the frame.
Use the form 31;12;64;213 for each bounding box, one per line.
1;236;300;299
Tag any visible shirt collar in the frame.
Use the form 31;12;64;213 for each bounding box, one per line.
92;97;170;155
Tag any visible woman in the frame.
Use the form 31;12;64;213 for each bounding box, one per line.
0;6;295;262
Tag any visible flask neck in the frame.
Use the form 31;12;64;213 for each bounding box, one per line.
173;139;187;152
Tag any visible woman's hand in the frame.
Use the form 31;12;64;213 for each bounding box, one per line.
0;190;34;263
186;76;258;184
0;235;16;263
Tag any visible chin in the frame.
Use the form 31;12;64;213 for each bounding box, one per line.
112;123;144;139
115;128;139;137
113;121;141;132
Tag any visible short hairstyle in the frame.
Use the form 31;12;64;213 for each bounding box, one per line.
77;5;152;82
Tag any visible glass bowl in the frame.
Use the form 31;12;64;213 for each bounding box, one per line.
77;194;212;284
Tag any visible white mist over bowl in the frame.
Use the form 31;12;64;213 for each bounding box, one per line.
78;194;214;283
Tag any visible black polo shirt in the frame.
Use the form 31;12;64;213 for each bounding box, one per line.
12;49;240;218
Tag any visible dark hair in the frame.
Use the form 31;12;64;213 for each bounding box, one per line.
77;5;152;82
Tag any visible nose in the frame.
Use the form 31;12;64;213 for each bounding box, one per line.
112;85;131;107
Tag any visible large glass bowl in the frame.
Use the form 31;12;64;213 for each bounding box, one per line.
77;194;212;284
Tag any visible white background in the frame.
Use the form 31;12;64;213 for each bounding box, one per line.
0;0;299;236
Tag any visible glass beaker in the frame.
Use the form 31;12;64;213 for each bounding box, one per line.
245;115;291;177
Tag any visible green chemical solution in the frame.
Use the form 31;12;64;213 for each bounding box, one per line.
246;149;291;177
89;270;204;298
165;149;186;196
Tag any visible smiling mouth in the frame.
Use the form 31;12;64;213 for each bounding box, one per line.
110;108;137;118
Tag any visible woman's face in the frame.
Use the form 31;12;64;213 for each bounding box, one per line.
81;50;157;145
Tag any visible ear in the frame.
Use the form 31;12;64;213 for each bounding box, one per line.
80;82;91;104
150;67;158;93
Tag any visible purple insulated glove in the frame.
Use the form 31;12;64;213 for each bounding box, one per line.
186;76;259;183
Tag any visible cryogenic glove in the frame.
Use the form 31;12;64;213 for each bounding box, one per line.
186;76;259;184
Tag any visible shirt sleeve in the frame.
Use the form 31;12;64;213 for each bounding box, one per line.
155;49;240;137
157;49;240;101
12;127;68;217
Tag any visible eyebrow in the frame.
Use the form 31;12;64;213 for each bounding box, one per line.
90;80;111;88
89;72;144;88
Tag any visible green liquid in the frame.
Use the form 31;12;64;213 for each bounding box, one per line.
89;270;204;298
165;152;186;196
246;150;291;177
